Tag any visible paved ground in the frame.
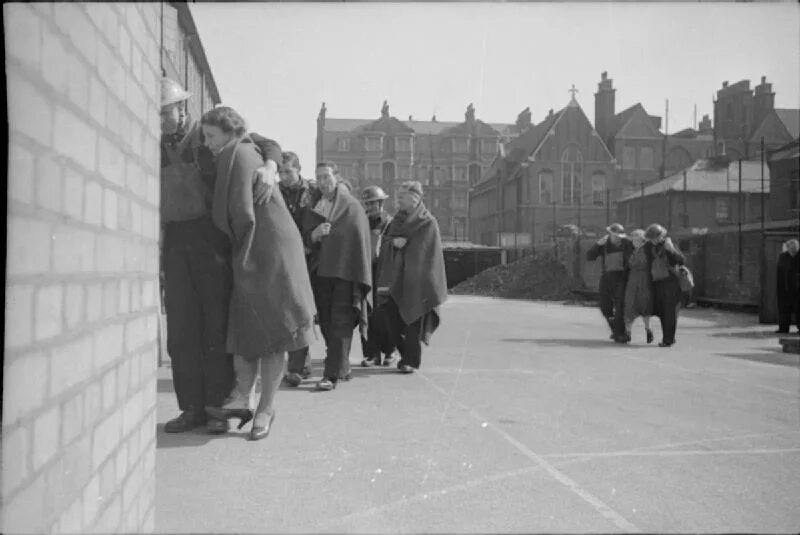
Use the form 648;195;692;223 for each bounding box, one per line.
156;296;800;533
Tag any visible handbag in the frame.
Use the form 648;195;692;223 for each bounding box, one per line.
677;265;695;292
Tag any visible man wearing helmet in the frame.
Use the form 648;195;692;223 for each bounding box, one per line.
359;185;395;367
160;78;282;434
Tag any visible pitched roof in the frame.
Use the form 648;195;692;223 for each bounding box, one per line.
359;115;415;134
324;117;513;136
612;103;662;138
325;118;372;132
775;108;800;139
503;109;564;164
439;119;501;137
619;158;770;201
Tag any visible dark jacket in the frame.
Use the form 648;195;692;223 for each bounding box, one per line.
279;176;317;230
776;251;799;311
586;237;635;275
643;240;686;283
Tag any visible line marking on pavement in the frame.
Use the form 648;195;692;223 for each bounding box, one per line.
620;354;799;397
544;447;800;459
330;465;544;526
417;372;641;533
623;430;800;453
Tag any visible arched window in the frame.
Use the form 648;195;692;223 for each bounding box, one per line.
538;170;554;205
591;172;606;206
561;146;583;205
665;146;693;172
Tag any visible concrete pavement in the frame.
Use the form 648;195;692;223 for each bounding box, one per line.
156;296;800;533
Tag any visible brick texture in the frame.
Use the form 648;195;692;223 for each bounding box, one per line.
3;3;160;533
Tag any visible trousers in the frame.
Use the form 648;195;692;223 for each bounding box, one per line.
163;217;234;414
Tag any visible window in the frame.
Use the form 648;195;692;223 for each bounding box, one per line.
337;138;351;152
417;165;429;185
397;165;410;180
539;171;554;205
639;147;654;170
382;161;395;181
481;139;498;154
561;146;584;205
454;166;468;182
453;139;468;153
396;137;412;152
432;167;444;186
715;197;730;221
454;191;467;210
367;163;381;180
622;146;636;169
365;136;382;152
338;164;351;179
469;164;482;185
591;172;606;206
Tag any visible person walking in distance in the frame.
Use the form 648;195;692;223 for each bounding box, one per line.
586;223;634;343
622;229;654;344
644;223;686;348
374;181;447;374
301;162;373;391
359;185;396;367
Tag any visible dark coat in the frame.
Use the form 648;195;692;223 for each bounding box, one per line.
211;136;316;360
776;251;800;312
587;237;635;275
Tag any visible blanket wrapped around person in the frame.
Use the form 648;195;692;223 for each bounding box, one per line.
374;199;447;345
301;183;373;340
211;136;317;360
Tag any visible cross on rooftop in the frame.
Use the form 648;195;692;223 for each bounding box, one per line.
569;84;579;100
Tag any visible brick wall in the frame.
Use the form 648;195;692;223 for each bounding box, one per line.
3;3;161;533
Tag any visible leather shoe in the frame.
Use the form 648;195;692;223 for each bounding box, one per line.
206;418;229;435
284;372;303;387
250;411;276;441
164;411;204;433
399;365;415;374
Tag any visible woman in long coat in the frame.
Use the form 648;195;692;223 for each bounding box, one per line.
201;107;316;440
644;224;686;348
622;229;654;344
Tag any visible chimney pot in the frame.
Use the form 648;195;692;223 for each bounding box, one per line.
761;76;766;84
601;71;607;81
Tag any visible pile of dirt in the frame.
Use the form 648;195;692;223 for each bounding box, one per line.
450;251;583;301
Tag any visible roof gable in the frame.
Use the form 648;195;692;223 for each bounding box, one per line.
439;119;500;138
616;106;662;139
360;115;415;135
749;110;793;144
531;103;614;162
775;108;800;139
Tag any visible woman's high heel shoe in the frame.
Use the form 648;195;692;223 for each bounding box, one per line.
250;411;276;441
205;406;254;430
646;328;654;344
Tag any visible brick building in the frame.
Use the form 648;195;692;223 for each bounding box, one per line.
713;77;799;160
469;92;617;247
315;102;515;240
616;158;770;233
593;71;716;198
3;3;218;532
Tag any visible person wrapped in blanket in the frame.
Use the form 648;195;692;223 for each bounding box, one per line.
372;181;448;374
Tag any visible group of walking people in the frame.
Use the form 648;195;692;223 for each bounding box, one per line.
587;222;690;347
159;78;447;440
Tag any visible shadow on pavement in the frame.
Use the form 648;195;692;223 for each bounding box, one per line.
156;424;241;449
501;337;644;349
711;330;788;339
715;350;800;368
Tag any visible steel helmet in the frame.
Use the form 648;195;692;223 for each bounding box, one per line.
361;185;389;202
161;77;191;108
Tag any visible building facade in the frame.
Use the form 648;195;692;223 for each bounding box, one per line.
3;3;220;533
616;158;771;233
469;93;617;247
316;102;514;240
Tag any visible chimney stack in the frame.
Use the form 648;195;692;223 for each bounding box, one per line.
594;71;616;146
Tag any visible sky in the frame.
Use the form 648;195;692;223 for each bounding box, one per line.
190;2;800;169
